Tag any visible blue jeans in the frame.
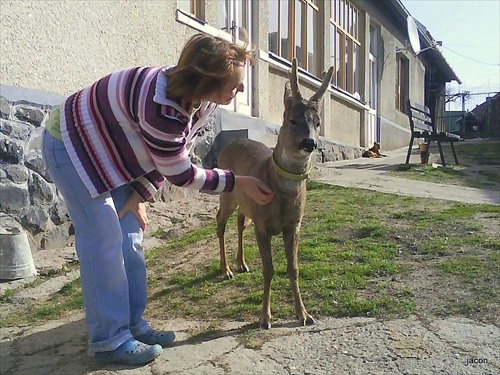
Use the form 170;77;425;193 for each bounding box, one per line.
42;130;151;352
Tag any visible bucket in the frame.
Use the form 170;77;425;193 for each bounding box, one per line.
419;143;429;164
0;213;36;280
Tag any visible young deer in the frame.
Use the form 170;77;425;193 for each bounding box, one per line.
216;59;333;329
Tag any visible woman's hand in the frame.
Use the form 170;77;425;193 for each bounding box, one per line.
235;175;275;205
118;191;149;231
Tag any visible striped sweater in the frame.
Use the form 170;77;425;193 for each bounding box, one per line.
60;66;235;202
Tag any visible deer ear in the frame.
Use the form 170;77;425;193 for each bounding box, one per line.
310;66;334;104
284;81;293;109
289;58;303;103
284;81;292;100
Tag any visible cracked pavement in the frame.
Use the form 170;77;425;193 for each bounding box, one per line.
1;314;498;374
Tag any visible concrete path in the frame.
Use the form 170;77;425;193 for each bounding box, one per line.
314;146;500;206
1;314;498;375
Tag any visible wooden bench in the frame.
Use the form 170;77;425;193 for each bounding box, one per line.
405;100;460;167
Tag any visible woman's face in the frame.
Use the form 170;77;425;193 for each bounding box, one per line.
207;64;245;105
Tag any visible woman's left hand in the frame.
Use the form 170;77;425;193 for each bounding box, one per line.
118;191;149;230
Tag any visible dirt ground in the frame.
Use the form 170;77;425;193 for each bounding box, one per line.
0;143;498;375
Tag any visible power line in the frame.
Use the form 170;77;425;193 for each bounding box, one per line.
441;46;500;66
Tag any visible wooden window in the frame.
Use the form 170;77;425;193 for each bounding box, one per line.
330;0;361;95
396;53;409;112
218;0;250;43
281;0;290;58
177;0;204;20
268;0;320;76
353;43;359;97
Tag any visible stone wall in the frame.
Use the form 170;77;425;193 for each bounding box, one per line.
0;96;72;251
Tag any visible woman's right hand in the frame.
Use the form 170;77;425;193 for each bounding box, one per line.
234;175;275;205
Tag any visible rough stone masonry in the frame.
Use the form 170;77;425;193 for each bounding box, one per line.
0;96;73;252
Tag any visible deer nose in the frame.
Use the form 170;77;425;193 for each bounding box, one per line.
300;138;317;153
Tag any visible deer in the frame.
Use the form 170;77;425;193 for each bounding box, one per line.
216;58;334;329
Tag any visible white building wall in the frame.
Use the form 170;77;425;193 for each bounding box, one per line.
1;1;188;96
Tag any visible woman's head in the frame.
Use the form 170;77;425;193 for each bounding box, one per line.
165;33;253;104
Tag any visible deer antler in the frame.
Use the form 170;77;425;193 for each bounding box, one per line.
289;58;303;103
310;66;334;104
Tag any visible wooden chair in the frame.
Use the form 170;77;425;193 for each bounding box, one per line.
405;100;460;167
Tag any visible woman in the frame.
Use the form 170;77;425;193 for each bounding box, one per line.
42;33;274;366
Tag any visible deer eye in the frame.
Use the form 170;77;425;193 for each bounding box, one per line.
289;119;297;126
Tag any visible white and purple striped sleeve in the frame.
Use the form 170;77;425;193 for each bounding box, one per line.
138;85;234;192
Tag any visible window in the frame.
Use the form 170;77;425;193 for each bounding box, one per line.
330;0;360;95
396;53;409;112
218;0;250;44
177;0;204;20
268;0;320;76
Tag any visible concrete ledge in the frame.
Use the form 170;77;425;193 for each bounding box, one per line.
0;84;65;107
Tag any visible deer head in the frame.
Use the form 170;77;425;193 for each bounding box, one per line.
277;59;334;162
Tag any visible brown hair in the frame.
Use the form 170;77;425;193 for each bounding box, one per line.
165;33;254;102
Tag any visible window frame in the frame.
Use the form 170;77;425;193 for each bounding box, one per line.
330;0;361;95
396;52;410;113
177;0;204;21
268;0;321;77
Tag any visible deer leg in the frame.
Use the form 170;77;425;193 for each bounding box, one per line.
216;198;237;280
236;213;251;273
283;226;314;326
255;228;273;329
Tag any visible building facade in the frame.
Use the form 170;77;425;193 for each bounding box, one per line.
1;0;459;159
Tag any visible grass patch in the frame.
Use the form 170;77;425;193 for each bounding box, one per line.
143;183;499;324
0;289;16;303
457;142;500;166
437;256;483;281
388;141;500;189
434;251;500;321
391;164;467;184
3;182;498;328
0;278;83;328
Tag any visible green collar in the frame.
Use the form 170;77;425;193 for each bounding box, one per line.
271;155;311;181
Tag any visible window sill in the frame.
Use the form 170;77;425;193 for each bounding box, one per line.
396;107;408;115
175;9;232;42
259;50;369;111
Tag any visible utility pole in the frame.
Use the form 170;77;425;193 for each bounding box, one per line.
458;91;470;136
461;92;466;136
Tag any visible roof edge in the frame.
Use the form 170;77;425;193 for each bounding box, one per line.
390;0;461;84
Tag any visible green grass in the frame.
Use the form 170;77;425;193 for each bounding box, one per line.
2;182;498;328
392;164;468;184
0;278;83;327
436;253;500;318
0;289;16;303
142;182;499;324
457;142;500;166
437;256;487;282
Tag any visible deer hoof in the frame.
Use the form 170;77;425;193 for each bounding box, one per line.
223;271;234;280
238;265;250;273
259;321;272;330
